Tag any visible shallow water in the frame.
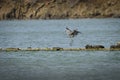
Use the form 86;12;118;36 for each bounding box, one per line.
0;18;120;80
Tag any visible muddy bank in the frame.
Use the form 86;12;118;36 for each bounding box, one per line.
0;0;120;20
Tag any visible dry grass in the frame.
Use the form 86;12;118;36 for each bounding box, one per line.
0;0;120;19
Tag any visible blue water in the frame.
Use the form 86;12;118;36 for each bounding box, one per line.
0;18;120;80
0;18;120;48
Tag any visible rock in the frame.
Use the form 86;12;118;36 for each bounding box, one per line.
85;45;105;49
52;47;63;51
117;42;120;45
110;42;120;49
26;47;34;50
5;48;20;51
110;45;120;49
0;48;2;51
26;47;40;51
63;48;82;51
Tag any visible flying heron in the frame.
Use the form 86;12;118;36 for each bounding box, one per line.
65;27;81;38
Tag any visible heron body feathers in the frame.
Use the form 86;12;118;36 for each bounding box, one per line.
65;27;81;38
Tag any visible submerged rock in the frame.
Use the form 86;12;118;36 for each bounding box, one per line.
85;45;105;49
52;47;63;51
0;48;2;51
117;42;120;45
110;45;120;49
25;47;40;51
110;42;120;50
5;48;20;51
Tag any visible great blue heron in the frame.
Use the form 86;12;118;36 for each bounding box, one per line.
65;27;81;38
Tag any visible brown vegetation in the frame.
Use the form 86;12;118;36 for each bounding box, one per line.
0;0;120;20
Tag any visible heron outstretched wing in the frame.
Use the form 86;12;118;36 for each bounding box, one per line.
65;27;81;38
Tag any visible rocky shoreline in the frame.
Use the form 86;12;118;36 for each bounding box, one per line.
0;0;120;20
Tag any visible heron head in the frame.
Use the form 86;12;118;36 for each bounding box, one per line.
66;27;69;30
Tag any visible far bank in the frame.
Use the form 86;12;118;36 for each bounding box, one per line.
0;0;120;20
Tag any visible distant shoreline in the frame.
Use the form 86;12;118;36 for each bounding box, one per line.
0;0;120;20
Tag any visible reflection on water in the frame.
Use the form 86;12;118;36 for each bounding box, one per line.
69;38;74;46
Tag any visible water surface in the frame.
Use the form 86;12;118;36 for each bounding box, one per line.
0;18;120;80
0;18;120;48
